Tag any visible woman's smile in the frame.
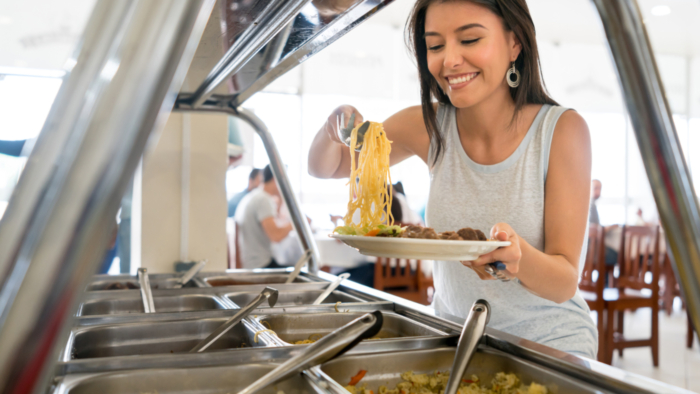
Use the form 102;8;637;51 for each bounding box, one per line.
445;72;480;90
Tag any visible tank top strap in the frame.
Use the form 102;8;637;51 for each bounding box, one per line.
540;105;571;183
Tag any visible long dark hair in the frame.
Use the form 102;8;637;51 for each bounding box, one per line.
406;0;558;164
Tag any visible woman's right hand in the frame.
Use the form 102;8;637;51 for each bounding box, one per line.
324;105;365;145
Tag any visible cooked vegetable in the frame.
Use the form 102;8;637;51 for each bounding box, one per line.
348;370;367;386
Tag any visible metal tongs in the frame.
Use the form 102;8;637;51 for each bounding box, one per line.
137;268;156;313
444;299;491;394
286;251;312;284
239;310;384;394
173;259;206;289
337;113;370;152
190;287;279;353
313;273;350;305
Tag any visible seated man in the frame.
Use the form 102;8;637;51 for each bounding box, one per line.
235;165;293;269
228;168;262;217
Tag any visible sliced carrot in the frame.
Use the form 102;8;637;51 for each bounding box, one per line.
365;229;380;237
348;370;367;386
462;379;474;384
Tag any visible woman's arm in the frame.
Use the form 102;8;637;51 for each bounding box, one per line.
307;105;431;179
468;111;591;303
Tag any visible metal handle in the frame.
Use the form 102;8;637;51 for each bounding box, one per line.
313;273;350;305
190;287;278;353
175;259;206;288
444;299;491;394
286;250;311;284
137;268;156;313
239;310;383;394
485;261;510;282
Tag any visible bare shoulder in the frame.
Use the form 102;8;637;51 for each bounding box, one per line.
553;110;590;142
549;109;591;170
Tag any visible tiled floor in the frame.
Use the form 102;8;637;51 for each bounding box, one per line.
604;305;699;392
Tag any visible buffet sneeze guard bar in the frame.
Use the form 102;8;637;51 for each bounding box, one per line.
592;0;700;337
0;0;215;393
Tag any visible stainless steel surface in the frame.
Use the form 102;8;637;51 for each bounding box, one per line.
254;311;446;346
190;287;278;352
174;260;207;288
227;289;364;307
205;273;314;286
64;317;262;361
186;0;311;107
591;0;700;334
239;311;383;394
445;300;490;394
137;268;156;313
313;273;350;305
87;277;199;291
322;347;604;394
52;364;319;394
78;294;228;316
287;250;312;283
0;1;214;392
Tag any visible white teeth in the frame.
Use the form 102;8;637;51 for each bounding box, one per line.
448;73;477;85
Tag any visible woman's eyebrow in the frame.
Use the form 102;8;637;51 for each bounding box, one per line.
424;23;487;38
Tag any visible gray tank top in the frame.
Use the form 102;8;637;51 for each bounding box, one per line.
427;103;597;359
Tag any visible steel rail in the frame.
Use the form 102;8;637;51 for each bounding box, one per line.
186;0;311;108
591;0;700;337
0;0;215;392
174;101;320;274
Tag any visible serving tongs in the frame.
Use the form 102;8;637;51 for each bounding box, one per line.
312;273;350;305
173;259;206;289
190;287;278;353
444;299;491;394
338;113;370;152
286;250;311;283
238;310;384;394
137;268;156;313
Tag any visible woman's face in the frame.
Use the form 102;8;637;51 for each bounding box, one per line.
424;1;520;108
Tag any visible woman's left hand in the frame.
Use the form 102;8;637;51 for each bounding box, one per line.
461;222;522;281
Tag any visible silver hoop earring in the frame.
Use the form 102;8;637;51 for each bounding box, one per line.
506;62;520;88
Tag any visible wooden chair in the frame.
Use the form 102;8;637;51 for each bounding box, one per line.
374;257;432;305
579;224;607;362
688;310;696;349
660;252;683;315
603;225;661;366
234;222;242;269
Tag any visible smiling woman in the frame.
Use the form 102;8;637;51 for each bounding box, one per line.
307;0;596;360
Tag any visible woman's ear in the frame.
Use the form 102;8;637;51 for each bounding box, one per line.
508;31;522;62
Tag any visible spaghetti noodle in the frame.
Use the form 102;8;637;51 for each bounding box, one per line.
334;122;402;237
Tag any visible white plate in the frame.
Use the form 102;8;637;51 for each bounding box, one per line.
330;234;510;261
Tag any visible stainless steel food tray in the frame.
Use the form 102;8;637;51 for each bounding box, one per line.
203;273;314;286
51;364;319;394
253;311;447;346
226;289;364;307
322;347;604;394
63;317;264;361
77;294;230;316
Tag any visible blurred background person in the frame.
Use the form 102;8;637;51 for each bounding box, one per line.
228;167;262;218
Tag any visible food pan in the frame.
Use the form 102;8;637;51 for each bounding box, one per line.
227;289;364;307
64;318;265;361
52;364;318;394
255;312;446;345
205;274;313;286
321;347;602;394
77;294;229;316
87;277;199;291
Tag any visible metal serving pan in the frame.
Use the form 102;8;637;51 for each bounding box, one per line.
51;364;319;394
254;312;446;346
87;277;200;291
226;289;364;307
77;294;230;316
321;347;604;394
204;274;314;286
63;318;263;361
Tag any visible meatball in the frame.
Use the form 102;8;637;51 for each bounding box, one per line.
438;231;463;240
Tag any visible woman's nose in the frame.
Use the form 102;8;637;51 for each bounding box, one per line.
443;43;464;69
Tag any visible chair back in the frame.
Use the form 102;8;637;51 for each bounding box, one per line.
580;224;606;295
374;257;422;291
618;225;660;293
234;222;242;269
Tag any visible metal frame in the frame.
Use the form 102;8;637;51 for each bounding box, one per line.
591;0;700;337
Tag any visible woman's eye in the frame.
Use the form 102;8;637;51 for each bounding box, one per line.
428;45;443;51
461;38;480;45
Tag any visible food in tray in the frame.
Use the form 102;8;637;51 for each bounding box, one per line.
333;121;396;236
345;370;547;394
102;281;139;290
